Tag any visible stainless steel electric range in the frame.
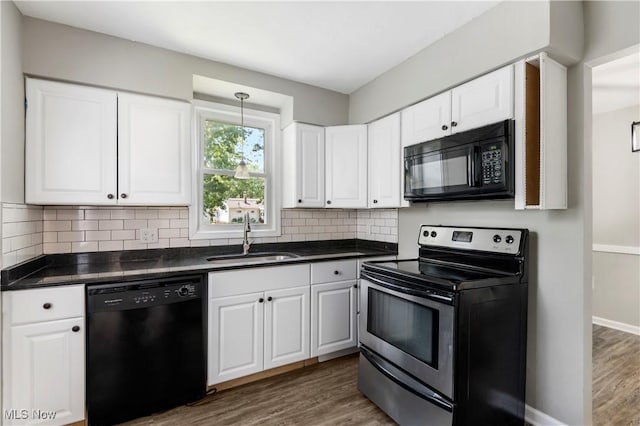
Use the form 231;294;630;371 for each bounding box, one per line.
358;225;529;426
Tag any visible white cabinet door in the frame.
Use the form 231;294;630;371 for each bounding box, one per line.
25;78;117;205
311;281;357;357
325;125;368;208
209;293;264;385
451;65;514;133
400;91;451;147
6;318;85;425
117;93;191;205
282;123;325;208
368;112;402;208
264;286;310;370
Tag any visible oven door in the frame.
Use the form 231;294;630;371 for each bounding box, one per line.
359;276;454;399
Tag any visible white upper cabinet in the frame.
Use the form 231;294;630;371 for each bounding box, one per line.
451;65;514;133
325;125;368;208
400;65;514;147
117;93;191;205
282;123;325;208
25;78;191;206
368;112;402;208
401;91;451;147
26;78;118;205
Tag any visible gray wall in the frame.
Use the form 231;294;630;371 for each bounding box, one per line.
347;1;640;425
592;105;640;327
348;1;553;124
1;0;24;204
21;17;349;128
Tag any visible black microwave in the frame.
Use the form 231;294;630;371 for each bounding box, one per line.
404;120;515;202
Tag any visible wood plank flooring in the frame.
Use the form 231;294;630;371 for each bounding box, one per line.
122;326;639;426
592;325;640;426
122;354;394;426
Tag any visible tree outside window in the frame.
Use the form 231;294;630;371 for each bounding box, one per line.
202;121;267;225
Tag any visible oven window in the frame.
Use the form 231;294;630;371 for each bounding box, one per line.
367;288;439;368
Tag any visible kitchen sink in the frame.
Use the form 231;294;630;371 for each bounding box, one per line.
206;252;300;265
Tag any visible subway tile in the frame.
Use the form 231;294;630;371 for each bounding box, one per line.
72;220;99;231
57;231;85;243
85;230;111;241
10;235;34;251
110;210;136;220
209;239;230;246
111;230;135;240
291;219;306;226
179;209;190;219
124;240;148;250
99;240;124;252
124;219;148;230
189;239;210;247
180;228;189;238
56;209;84;220
3;252;17;268
148;219;170;229
298;211;314;219
99;220;124;230
2;239;11;254
306;218;319;226
42;209;57;220
135;210;159;219
85;210;111;220
159;228;181;239
44;242;71;254
31;233;43;245
72;241;99;253
146;239;170;249
43;232;58;243
169;238;190;248
170;219;189;228
158;209;181;219
44;221;72;232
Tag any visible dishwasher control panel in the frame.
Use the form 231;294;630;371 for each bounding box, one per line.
87;276;203;313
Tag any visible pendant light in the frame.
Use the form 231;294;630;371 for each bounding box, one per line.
234;92;250;179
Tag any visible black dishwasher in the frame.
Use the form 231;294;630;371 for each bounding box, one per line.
86;275;206;426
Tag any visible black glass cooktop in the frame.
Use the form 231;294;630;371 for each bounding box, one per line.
363;259;517;291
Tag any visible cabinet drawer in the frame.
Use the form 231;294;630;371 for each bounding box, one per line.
311;260;357;284
209;264;310;298
4;285;85;325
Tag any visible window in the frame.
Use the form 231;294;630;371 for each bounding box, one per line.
190;101;281;239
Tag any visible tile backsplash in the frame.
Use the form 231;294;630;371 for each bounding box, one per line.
2;203;44;267
1;203;398;268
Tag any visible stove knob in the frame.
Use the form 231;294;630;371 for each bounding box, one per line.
430;231;437;238
178;286;190;297
493;235;502;243
505;235;514;244
423;230;429;237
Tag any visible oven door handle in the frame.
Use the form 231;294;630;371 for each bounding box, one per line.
360;271;454;304
360;346;454;412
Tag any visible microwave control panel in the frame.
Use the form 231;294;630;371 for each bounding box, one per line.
481;144;504;185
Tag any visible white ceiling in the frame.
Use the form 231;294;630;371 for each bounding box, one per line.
592;51;640;114
15;1;501;94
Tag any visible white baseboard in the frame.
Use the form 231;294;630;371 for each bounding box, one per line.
525;404;566;426
592;244;640;256
592;316;640;336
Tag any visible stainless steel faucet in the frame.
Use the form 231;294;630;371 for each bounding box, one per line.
242;212;252;255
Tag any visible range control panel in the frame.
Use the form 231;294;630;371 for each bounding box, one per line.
418;225;523;255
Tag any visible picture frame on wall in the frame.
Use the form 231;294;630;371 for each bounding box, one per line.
633;121;640;152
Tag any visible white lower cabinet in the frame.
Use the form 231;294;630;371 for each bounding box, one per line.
2;285;85;426
310;260;358;357
208;265;310;385
311;281;357;357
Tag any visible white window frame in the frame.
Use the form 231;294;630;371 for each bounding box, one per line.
190;100;281;239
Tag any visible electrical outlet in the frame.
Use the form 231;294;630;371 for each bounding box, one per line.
140;228;158;243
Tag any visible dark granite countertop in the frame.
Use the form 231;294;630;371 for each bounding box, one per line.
1;239;397;291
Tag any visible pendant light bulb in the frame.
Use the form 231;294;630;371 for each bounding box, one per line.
234;92;250;179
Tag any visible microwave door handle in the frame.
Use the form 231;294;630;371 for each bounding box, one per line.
468;146;480;187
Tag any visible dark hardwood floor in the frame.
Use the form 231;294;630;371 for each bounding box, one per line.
123;326;639;425
592;325;640;426
122;354;394;426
